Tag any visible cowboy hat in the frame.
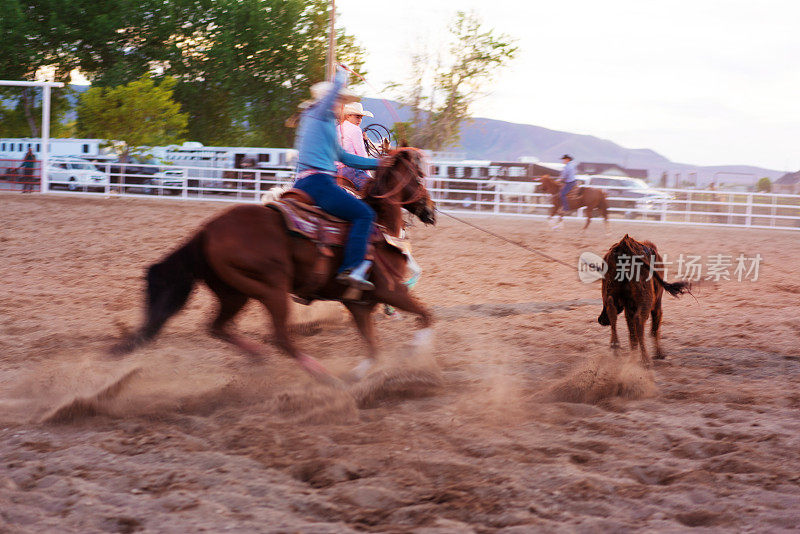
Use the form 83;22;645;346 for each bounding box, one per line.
342;102;374;118
309;81;359;104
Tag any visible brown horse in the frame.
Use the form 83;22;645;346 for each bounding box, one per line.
113;148;436;384
538;176;609;230
597;235;690;367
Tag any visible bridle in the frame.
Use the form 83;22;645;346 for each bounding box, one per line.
367;150;428;207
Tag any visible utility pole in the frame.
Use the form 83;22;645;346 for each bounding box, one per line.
325;0;336;80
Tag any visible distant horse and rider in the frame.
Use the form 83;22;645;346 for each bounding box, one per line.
537;175;609;230
483;173;609;230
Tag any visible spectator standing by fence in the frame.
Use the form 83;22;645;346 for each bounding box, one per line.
21;148;36;193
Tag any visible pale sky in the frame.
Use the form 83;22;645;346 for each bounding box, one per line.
337;0;800;171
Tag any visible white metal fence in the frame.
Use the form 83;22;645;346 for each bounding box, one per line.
30;162;800;231
427;177;800;231
43;161;293;203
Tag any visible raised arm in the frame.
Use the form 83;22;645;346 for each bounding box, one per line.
308;67;348;120
338;148;378;170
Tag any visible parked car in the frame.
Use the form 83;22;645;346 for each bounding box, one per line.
578;175;673;218
143;169;186;195
48;157;109;191
98;156;161;188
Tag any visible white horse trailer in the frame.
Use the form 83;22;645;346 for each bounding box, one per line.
0;137;112;160
147;143;298;188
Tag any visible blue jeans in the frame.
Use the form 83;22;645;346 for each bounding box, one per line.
294;172;375;272
560;181;576;210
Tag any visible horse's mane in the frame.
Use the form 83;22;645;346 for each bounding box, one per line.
538;175;561;193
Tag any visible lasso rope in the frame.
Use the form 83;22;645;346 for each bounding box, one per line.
435;209;578;271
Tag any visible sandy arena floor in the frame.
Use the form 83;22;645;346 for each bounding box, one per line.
1;193;799;532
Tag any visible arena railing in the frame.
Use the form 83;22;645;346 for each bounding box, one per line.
426;177;800;231
0;158;40;192
38;164;800;231
44;161;294;203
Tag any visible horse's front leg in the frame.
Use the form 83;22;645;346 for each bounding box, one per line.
259;288;342;387
379;288;435;355
582;207;593;231
343;301;379;381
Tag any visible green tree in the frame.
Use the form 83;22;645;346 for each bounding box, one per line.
395;11;517;150
0;0;84;136
77;75;188;161
755;177;772;193
0;88;74;138
0;0;365;146
166;0;366;146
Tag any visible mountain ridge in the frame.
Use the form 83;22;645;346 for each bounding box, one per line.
14;86;785;185
360;97;784;185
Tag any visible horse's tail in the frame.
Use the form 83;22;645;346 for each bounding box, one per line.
112;232;207;354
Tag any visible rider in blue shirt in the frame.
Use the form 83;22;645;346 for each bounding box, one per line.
293;67;381;290
559;154;577;214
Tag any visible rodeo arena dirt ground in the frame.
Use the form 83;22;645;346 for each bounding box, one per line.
1;192;800;533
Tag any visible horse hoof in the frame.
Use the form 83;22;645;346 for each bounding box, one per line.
412;327;435;349
344;359;374;383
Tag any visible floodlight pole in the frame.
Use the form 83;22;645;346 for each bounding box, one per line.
0;80;65;193
326;0;336;81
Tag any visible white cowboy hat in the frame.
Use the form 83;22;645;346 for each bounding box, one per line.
342;102;374;118
309;81;359;104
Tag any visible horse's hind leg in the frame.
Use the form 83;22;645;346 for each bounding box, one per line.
206;277;261;357
258;288;340;385
343;301;379;381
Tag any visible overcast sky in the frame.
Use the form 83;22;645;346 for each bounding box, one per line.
337;0;800;171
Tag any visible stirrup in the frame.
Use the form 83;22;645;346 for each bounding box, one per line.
336;260;375;291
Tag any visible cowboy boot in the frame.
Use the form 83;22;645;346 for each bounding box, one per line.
336;260;375;291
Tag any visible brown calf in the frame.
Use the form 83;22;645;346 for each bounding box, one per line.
598;235;690;367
